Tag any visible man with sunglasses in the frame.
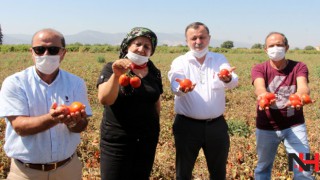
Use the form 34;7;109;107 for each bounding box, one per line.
0;28;92;179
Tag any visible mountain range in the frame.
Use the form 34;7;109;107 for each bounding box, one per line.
2;30;252;48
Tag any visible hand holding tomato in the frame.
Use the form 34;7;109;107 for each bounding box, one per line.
69;101;85;113
65;101;87;128
218;67;236;83
219;69;230;77
175;78;195;93
258;92;276;110
288;94;302;109
301;94;313;105
112;59;131;76
50;102;87;128
50;103;69;123
258;98;270;110
287;93;313;109
56;104;70;116
265;92;276;105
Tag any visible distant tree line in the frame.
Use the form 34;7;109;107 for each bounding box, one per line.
0;44;319;55
0;27;317;52
0;24;317;51
0;24;3;45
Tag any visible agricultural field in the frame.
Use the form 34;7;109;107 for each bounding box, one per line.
0;50;319;179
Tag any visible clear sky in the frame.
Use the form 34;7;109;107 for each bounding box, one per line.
1;0;319;48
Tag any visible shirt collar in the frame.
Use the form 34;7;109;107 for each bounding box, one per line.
32;66;61;85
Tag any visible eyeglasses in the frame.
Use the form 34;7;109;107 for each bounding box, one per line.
32;46;64;55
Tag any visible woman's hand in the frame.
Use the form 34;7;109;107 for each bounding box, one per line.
112;59;131;77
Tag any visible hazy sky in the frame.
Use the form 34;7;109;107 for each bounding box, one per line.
1;0;319;48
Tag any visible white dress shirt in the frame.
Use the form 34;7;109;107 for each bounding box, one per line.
0;66;92;163
168;51;238;120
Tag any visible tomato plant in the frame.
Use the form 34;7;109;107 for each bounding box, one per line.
259;98;269;109
219;69;230;77
69;101;85;113
130;76;141;88
119;74;130;87
176;78;193;91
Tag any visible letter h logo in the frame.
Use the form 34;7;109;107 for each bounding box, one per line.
288;153;319;172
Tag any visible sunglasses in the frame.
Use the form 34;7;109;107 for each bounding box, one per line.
32;46;64;55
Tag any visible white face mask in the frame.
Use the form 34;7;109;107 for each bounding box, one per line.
189;47;209;58
35;55;60;75
267;46;286;61
126;50;149;65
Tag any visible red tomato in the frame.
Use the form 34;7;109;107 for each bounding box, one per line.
265;92;276;101
301;94;312;104
69;101;85;113
176;78;193;91
219;69;230;76
259;98;270;109
290;99;302;107
130;76;141;88
289;94;300;101
56;104;70;115
119;74;130;86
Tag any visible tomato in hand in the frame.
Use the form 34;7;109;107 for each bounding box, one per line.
289;94;300;101
130;76;141;88
119;74;130;87
69;101;85;113
265;92;276;101
56;104;70;115
290;99;302;108
219;69;230;77
176;78;193;91
301;94;312;104
259;98;270;109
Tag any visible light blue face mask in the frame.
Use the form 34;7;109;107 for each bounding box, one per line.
126;51;149;65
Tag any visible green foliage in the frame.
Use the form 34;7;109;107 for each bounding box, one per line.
227;120;251;137
0;45;30;52
0;45;319;55
315;66;320;78
221;41;234;49
71;42;83;46
78;46;91;52
96;56;106;63
156;46;189;53
66;45;80;52
0;24;3;45
251;43;263;49
304;46;316;50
